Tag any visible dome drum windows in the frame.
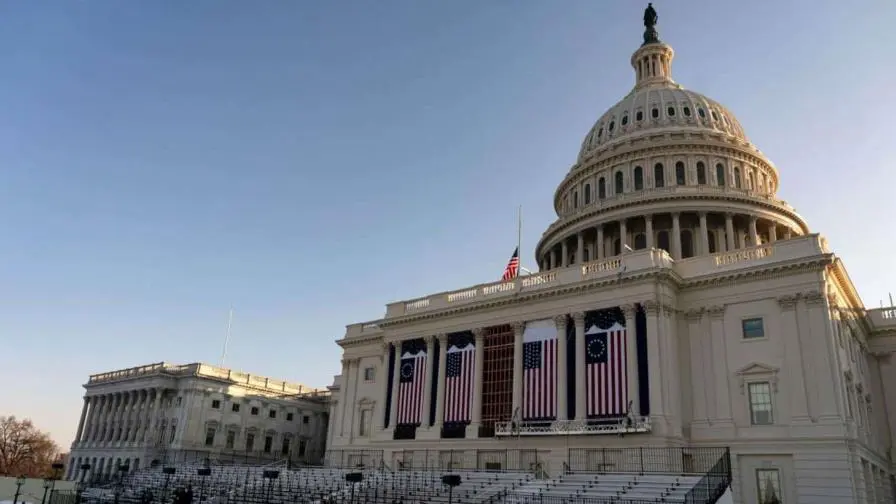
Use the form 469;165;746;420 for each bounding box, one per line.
584;184;592;205
696;162;707;185
683;105;692;117
715;163;726;187
667;106;676;117
614;171;624;194
675;161;686;185
622;114;629;126
734;167;742;189
598;177;606;199
636;110;644;122
651;107;660;119
633;166;644;191
654;163;665;188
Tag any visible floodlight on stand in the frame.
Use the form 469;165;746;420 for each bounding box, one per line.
442;474;462;504
197;468;212;477
163;467;176;475
262;470;280;480
345;472;364;504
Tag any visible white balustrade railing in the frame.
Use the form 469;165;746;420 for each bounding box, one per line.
494;417;651;436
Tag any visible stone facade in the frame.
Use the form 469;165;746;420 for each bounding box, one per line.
67;362;329;481
328;12;896;504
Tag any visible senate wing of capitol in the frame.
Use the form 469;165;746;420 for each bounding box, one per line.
328;5;896;504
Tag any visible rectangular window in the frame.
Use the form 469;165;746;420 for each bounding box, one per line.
281;438;291;456
251;407;259;416
359;409;371;436
211;400;221;409
169;426;176;444
742;318;765;339
748;382;774;425
364;367;375;381
298;440;306;456
204;427;215;447
232;403;240;413
755;468;782;503
263;435;273;453
302;415;309;424
269;410;277;419
245;433;255;452
287;413;294;421
225;431;235;449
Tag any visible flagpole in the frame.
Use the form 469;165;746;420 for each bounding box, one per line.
517;205;523;275
220;306;233;368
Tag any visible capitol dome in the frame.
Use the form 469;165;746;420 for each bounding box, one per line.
535;14;809;271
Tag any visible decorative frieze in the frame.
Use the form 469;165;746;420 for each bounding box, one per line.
802;290;825;305
777;294;799;310
642;300;659;316
684;308;704;321
707;305;726;318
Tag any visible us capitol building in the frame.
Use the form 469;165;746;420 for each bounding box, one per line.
328;6;896;504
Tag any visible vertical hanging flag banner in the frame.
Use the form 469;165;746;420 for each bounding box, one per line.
397;345;427;425
522;319;557;420
585;310;628;417
444;333;475;423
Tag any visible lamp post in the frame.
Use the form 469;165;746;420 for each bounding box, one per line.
262;469;279;504
162;466;176;503
442;474;461;504
12;475;26;504
345;472;363;504
41;462;66;504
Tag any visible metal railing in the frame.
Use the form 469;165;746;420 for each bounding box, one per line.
566;446;729;475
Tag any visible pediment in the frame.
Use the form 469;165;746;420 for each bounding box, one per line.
736;362;779;376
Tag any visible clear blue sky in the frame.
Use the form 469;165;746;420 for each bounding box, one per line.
1;1;893;447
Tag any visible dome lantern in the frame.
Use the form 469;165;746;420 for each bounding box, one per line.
632;4;674;90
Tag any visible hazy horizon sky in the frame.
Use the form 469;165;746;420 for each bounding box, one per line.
2;0;894;448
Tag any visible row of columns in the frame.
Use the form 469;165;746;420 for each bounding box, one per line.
72;389;167;447
542;211;793;269
379;304;650;433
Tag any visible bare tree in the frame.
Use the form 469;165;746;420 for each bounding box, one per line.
0;416;61;477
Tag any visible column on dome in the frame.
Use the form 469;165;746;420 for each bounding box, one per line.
671;213;682;259
550;249;557;269
645;215;655;249
621;305;639;417
433;334;448;431
554;315;568;421
420;335;435;427
620;219;628;252
374;343;390;431
388;346;401;430
576;232;584;264
573;313;587;420
561;240;569;267
469;329;486;434
596;225;605;259
748;216;759;246
698;212;710;255
511;323;524;422
768;222;778;242
724;213;735;251
784;228;792;239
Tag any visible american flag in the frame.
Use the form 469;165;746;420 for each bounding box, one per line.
522;319;557;420
397;350;427;424
585;320;627;417
502;247;520;281
443;338;474;423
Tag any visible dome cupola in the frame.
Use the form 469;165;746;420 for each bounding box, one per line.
534;4;809;272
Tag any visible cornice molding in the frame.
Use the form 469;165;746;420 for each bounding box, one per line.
802;290;826;306
684;308;704;321
707;305;726;318
777;294;800;310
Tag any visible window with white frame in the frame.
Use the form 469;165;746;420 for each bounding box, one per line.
204;427;216;446
741;318;765;339
359;409;372;436
748;382;774;425
364;367;375;381
756;468;782;503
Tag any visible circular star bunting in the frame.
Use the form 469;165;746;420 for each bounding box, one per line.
587;337;607;360
401;362;413;379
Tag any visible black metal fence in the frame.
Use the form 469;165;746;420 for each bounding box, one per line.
567;447;729;475
683;448;732;504
324;449;547;472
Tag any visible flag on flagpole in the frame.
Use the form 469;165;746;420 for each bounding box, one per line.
502;247;520;281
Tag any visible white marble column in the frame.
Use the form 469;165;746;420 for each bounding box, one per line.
778;295;811;423
573;313;587;421
619;219;628;252
433;334;448;431
621;304;639;416
388;343;401;430
748;216;759;245
698;212;709;254
768;223;777;242
596;225;605;259
374;343;390;431
576;232;584;263
561;240;569;267
550;249;557;269
511;323;524;422
554;315;568;420
338;359;350;436
85;395;103;443
645;302;664;426
645;215;655;248
74;397;90;445
145;389;163;445
725;213;735;251
671;212;682;259
97;394;113;443
106;393;120;443
468;328;486;436
708;306;733;425
420;336;436;427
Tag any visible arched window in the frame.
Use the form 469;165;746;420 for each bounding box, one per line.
615;171;624;194
675;161;686;185
634;166;644;190
716;163;726;186
636;111;644;122
584;184;591;204
597;127;603;139
734;167;742;189
651;107;659;119
748;172;754;190
683;106;691;117
758;174;765;193
622;114;629;126
609;120;615;132
654;163;665;188
598;177;606;199
681;230;695;258
657;231;670;254
573;191;579;208
696;162;706;184
707;230;717;254
698;108;706;118
634;233;647;250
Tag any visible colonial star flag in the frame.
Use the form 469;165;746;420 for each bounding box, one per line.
585;318;628;417
397;349;427;425
502;247;520;281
